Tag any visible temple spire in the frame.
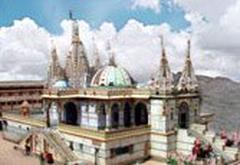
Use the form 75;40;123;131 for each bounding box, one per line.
151;36;173;94
48;39;63;87
160;36;168;77
177;39;198;92
67;13;90;88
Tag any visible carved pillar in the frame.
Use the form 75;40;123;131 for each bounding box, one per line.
131;105;135;127
77;103;82;126
105;105;111;131
119;109;124;128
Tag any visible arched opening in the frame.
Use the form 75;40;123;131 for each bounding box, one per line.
124;102;131;127
178;102;190;129
64;102;78;125
111;103;119;129
98;104;106;129
135;102;148;126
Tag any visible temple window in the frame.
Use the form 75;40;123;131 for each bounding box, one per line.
171;112;174;120
123;102;131;127
111;103;119;129
79;143;83;152
135;102;148;126
194;109;197;116
110;145;134;157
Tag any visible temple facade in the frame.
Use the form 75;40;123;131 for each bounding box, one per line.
43;20;203;164
2;19;240;165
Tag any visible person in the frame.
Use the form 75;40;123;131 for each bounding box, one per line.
25;143;31;155
40;152;45;165
46;153;54;164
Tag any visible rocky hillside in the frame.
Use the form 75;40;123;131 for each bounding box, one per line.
198;75;240;132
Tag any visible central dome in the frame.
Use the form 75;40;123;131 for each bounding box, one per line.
91;65;133;87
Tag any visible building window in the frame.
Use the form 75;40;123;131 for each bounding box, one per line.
171;112;174;120
194;109;197;116
110;145;133;158
69;141;74;150
79;143;83;152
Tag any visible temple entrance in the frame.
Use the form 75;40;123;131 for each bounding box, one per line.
178;102;190;129
64;102;78;125
124;102;131;127
111;103;119;129
135;102;148;126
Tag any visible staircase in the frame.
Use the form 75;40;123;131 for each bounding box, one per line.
189;124;240;164
42;129;80;163
18;128;82;164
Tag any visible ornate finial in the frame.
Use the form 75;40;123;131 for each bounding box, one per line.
187;39;191;58
69;10;73;20
106;41;116;66
50;39;57;53
159;35;166;58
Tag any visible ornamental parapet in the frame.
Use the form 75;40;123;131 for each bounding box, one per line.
42;88;151;99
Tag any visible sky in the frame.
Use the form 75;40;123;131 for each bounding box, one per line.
0;0;240;82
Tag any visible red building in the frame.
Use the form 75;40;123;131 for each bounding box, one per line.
0;81;45;111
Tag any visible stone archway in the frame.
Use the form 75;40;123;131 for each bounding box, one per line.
111;103;119;129
123;102;131;127
135;102;148;126
178;102;190;129
64;102;78;125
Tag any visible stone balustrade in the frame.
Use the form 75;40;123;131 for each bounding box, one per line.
43;88;151;99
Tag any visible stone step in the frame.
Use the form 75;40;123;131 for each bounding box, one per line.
204;131;216;143
177;129;196;143
190;124;207;134
224;147;239;160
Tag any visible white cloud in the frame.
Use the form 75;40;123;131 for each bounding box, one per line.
220;0;240;33
0;18;50;81
1;10;240;82
172;0;240;81
131;0;161;13
174;0;236;23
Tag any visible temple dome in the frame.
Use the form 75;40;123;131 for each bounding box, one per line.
91;65;133;87
53;80;69;89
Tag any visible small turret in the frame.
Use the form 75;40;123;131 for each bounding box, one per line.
152;36;173;94
48;40;62;87
177;40;198;92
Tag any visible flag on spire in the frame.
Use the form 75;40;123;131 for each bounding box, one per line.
69;10;73;20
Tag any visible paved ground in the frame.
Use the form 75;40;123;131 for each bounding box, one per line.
0;132;39;165
143;160;167;165
0;131;167;165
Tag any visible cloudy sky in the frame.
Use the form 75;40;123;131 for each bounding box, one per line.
0;0;240;82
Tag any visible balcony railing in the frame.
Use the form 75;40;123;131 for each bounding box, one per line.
0;95;41;102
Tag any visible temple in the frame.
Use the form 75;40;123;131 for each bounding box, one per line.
1;19;240;165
